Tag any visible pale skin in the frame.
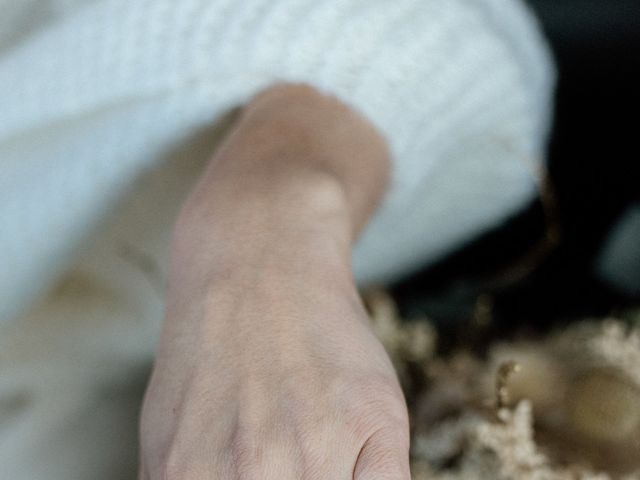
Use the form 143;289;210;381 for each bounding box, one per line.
138;84;411;479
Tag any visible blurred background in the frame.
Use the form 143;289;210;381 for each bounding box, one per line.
392;0;640;338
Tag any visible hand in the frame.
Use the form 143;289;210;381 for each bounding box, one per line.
138;268;410;480
137;82;407;479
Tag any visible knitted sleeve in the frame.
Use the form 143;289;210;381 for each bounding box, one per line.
0;0;554;323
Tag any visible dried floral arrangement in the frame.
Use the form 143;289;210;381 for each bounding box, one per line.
363;289;640;480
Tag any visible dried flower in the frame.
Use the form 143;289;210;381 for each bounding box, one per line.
363;290;640;480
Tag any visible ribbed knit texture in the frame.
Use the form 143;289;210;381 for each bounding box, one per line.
0;0;554;325
0;3;556;476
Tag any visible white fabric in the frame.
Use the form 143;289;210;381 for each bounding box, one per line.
0;0;554;478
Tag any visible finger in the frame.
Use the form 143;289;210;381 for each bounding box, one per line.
352;427;411;480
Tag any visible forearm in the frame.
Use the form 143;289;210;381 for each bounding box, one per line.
170;84;390;292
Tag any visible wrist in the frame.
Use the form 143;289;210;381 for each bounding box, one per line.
201;83;390;234
172;168;355;289
169;82;390;294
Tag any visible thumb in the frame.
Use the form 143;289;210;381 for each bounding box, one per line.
353;427;411;480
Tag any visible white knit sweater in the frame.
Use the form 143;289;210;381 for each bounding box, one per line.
0;5;555;475
0;0;554;326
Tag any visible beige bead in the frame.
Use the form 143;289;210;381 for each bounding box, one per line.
568;368;640;442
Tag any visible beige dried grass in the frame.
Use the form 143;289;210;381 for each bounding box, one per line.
362;289;640;480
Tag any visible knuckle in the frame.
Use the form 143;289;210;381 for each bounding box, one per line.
347;393;410;448
347;375;409;419
355;429;411;480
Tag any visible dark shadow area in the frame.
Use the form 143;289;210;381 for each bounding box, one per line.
391;0;640;338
